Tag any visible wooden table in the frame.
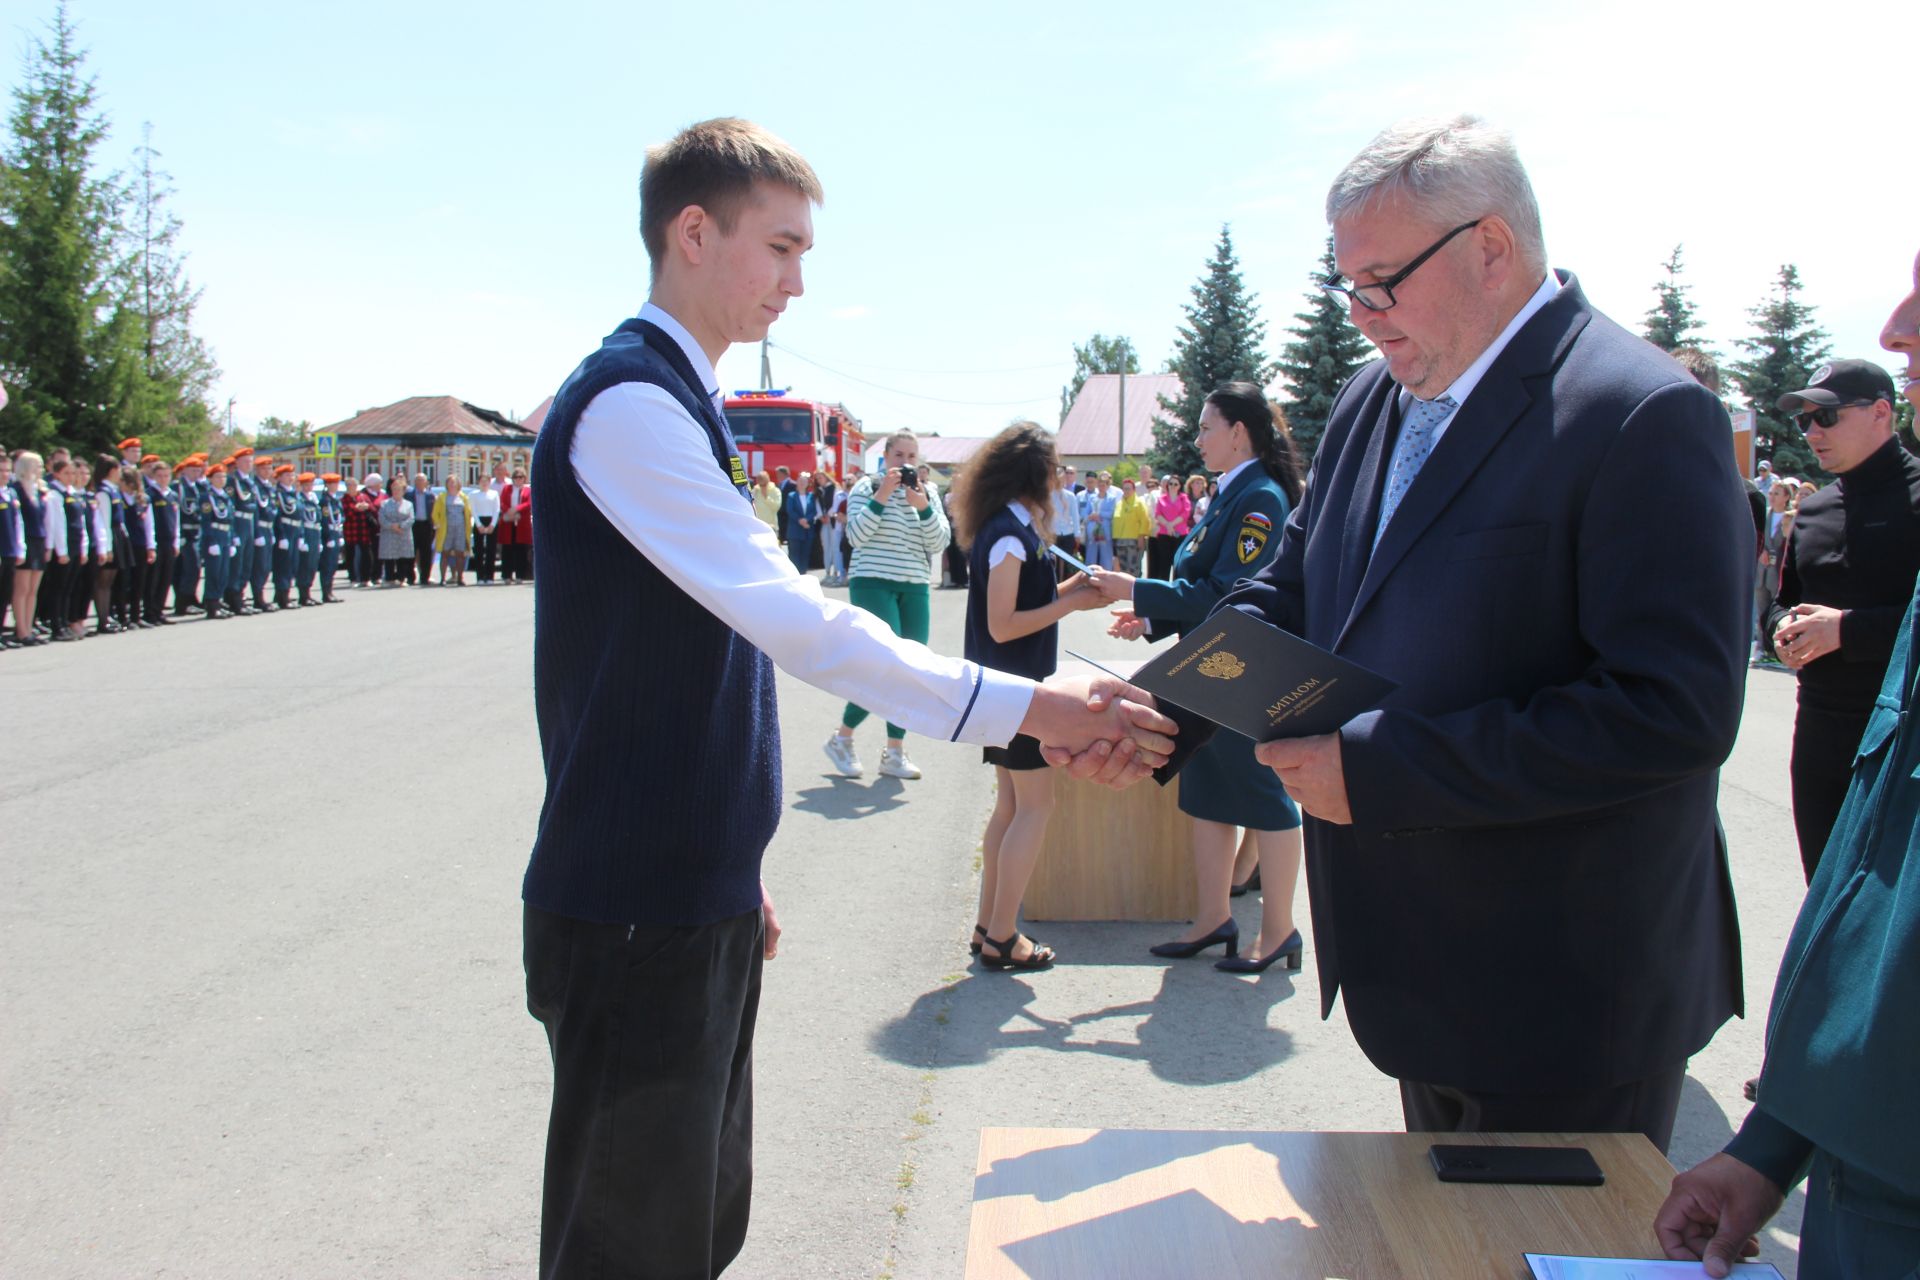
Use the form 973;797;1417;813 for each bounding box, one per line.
966;1128;1677;1279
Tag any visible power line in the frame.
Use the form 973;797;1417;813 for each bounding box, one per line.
768;342;1058;407
768;341;1065;376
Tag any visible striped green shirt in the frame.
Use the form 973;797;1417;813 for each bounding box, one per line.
845;477;949;583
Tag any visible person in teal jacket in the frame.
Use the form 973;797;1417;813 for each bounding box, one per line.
1093;382;1308;974
1656;252;1920;1279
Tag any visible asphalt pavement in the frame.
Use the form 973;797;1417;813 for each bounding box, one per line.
0;580;1810;1277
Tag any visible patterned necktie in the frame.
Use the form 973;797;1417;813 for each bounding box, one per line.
1373;394;1457;547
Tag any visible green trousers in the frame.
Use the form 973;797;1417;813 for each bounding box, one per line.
841;576;931;739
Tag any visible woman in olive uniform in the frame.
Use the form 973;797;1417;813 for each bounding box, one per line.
1094;382;1308;974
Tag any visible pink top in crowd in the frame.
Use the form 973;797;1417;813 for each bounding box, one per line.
1153;492;1193;536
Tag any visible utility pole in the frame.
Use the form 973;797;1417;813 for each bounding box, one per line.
225;397;235;436
759;339;773;391
1117;338;1127;463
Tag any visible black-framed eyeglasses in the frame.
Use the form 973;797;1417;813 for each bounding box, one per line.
1795;400;1877;433
1319;219;1483;313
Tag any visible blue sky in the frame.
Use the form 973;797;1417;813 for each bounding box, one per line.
13;0;1912;438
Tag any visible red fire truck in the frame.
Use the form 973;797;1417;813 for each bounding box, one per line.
722;390;865;483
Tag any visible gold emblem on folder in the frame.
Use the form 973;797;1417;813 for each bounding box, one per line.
1198;651;1246;681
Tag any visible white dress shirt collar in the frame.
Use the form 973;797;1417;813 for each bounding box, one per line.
1005;500;1034;528
1400;270;1561;412
639;301;722;411
1213;458;1257;496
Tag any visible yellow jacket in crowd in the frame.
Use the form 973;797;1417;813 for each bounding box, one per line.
1112;494;1152;540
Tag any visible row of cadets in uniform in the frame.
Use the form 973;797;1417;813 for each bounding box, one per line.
179;455;349;618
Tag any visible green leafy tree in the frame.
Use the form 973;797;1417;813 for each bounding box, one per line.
1642;244;1710;354
1895;394;1916;458
0;2;125;453
1058;334;1138;425
1275;236;1371;463
252;414;313;451
1730;264;1832;480
1150;225;1273;479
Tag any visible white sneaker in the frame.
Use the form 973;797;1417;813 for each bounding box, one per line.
878;746;922;780
823;734;863;778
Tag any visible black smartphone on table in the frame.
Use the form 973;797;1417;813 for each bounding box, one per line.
1429;1144;1604;1186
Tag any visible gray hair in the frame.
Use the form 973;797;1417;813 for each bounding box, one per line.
1326;115;1546;274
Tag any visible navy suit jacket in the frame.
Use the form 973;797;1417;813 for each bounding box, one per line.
1171;274;1750;1093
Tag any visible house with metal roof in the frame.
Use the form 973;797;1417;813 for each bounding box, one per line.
1055;372;1184;473
307;395;536;486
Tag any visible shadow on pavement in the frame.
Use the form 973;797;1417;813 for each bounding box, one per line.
789;774;908;819
871;962;1296;1086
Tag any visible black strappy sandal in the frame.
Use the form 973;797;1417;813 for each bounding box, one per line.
970;924;985;955
980;933;1055;971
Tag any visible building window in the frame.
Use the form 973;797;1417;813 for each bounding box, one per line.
422;458;437;484
467;460;481;484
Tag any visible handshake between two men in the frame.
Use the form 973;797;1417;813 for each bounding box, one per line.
1056;566;1354;824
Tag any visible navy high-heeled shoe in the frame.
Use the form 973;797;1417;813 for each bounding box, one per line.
1229;867;1262;898
1215;929;1303;974
1149;919;1239;959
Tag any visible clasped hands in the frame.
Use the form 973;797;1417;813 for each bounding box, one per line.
1772;603;1842;668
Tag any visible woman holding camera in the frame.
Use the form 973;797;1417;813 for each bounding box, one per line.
822;430;951;781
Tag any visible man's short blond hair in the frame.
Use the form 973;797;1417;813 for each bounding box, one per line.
640;117;823;274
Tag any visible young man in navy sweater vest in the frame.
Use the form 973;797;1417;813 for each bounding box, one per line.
522;117;1177;1280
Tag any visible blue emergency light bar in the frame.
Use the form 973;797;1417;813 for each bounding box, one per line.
730;389;790;399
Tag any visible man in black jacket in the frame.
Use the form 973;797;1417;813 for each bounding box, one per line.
1765;358;1920;880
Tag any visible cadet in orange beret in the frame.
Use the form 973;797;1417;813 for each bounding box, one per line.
248;453;277;610
224;446;260;616
172;456;207;615
294;472;323;605
318;473;346;602
117;438;142;469
198;463;234;618
269;463;300;608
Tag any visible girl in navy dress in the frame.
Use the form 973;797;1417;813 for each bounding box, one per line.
951;422;1104;970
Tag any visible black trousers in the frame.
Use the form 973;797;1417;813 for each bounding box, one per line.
145;543;175;622
1147;533;1179;581
1053;534;1081;583
1400;1060;1688;1155
473;526;497;581
413;520;436;582
525;904;762;1280
502;543;530;581
1791;700;1873;884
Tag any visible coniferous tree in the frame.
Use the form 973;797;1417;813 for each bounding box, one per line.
0;6;217;457
1642;245;1709;354
114;123;218;456
1730;265;1832;480
0;2;125;453
1275;236;1371;464
1058;334;1138;424
1150;225;1272;479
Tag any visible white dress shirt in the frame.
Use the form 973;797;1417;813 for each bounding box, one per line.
987;501;1035;568
1395;270;1562;438
571;301;1034;746
469;486;501;523
45;481;70;557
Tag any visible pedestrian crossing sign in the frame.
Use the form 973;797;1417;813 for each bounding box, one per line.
313;432;337;458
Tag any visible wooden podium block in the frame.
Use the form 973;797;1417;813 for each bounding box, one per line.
1023;773;1195;922
967;1128;1679;1279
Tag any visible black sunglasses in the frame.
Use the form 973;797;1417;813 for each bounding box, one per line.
1320;219;1483;313
1795;400;1877;432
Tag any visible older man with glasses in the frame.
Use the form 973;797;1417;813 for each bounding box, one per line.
1156;114;1751;1152
1763;358;1920;881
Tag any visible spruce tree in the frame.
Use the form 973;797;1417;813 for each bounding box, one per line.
1275;236;1371;463
1150;225;1273;479
1730;264;1832;480
1058;334;1138;425
0;3;125;452
1643;244;1709;354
